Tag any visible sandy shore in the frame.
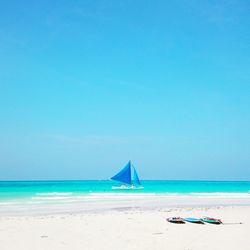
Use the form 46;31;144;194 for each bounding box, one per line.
1;193;250;215
0;205;250;250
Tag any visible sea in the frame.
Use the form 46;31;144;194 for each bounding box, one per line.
1;180;250;215
1;180;250;202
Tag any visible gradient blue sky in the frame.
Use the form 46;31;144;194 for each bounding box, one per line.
0;0;250;180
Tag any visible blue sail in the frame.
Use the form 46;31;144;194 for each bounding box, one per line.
111;161;132;185
133;166;141;186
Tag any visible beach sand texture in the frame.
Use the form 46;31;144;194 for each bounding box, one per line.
0;206;249;250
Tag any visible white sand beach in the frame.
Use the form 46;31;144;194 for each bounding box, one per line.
1;196;250;250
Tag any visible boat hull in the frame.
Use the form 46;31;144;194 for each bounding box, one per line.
167;217;185;224
184;217;204;224
112;185;144;190
201;217;222;224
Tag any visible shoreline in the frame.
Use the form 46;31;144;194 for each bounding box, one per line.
1;193;250;216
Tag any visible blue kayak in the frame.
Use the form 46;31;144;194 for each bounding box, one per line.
184;217;204;224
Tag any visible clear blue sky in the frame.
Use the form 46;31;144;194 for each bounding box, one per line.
0;0;250;180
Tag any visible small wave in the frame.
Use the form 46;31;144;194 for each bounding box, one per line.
89;192;156;196
31;196;73;200
189;192;250;197
0;201;21;205
84;193;159;201
35;192;73;196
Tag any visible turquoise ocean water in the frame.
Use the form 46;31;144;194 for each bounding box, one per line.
1;180;250;202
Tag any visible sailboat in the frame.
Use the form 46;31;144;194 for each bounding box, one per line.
111;161;142;189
